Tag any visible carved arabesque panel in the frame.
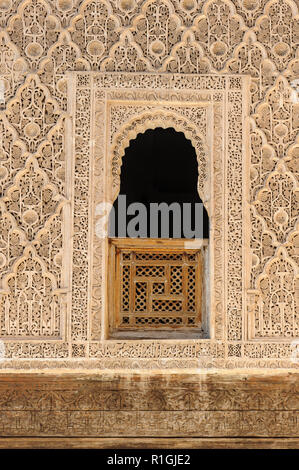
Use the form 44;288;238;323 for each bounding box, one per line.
5;75;61;154
69;0;120;69
250;247;299;338
0;246;66;338
3;158;64;241
0;31;28;105
0;38;71;349
249;74;299;339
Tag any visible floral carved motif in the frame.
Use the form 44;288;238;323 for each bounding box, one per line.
255;0;299;72
69;0;120;69
5;75;61;153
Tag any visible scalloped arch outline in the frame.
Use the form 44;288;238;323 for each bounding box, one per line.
109;109;210;212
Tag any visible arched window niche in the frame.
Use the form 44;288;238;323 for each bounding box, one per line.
107;125;211;340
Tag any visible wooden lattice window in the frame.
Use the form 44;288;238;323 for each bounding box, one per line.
107;127;209;338
109;239;207;335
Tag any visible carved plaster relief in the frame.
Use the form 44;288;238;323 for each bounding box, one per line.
0;0;298;369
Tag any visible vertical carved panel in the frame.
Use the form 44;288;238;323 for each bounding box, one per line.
252;248;299;338
250;74;299;339
227;85;244;340
71;78;91;343
0;246;66;338
0;43;70;349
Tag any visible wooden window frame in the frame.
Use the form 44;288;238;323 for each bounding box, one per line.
108;238;209;339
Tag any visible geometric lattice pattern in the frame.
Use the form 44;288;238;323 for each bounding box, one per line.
115;245;202;329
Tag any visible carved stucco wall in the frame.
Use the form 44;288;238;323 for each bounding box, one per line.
0;0;298;369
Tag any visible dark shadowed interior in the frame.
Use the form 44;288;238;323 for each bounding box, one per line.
109;127;209;238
